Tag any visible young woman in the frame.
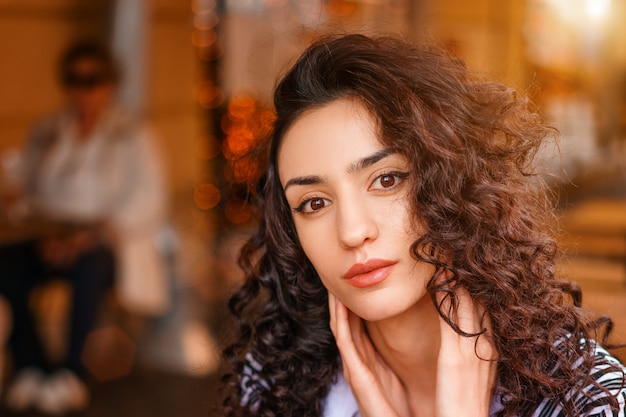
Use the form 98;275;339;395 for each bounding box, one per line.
222;34;626;416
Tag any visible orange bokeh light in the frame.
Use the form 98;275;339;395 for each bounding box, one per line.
195;82;224;109
231;158;261;184
225;197;253;224
327;0;357;18
81;326;136;382
191;0;217;13
191;28;218;48
193;10;219;29
223;129;256;160
221;95;275;162
228;95;257;120
194;182;221;209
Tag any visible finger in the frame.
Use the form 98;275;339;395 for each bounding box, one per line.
330;297;356;377
456;287;485;333
331;298;364;368
332;297;352;350
436;288;498;417
348;307;364;348
456;288;496;361
437;287;496;359
328;292;337;337
329;299;383;371
327;299;406;417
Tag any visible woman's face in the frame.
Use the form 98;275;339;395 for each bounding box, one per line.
278;99;435;322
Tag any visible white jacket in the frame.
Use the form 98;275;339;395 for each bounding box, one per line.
20;106;169;315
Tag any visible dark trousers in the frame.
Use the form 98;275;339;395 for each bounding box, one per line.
0;240;115;376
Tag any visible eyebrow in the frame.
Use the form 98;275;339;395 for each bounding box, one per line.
283;149;395;191
347;149;394;174
283;175;323;191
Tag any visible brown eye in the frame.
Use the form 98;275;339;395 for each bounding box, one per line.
369;171;409;191
294;197;332;214
380;175;396;188
310;198;325;211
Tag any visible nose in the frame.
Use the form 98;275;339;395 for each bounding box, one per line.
336;195;378;249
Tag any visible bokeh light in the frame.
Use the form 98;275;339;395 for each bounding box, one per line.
221;94;274;164
225;197;253;224
194;182;221;209
191;28;218;48
194;81;225;109
191;0;217;13
326;0;357;18
193;10;219;30
81;325;136;382
230;158;262;184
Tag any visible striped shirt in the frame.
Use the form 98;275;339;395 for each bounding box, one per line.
241;342;626;416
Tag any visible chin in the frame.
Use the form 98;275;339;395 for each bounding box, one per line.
346;289;426;323
351;303;410;322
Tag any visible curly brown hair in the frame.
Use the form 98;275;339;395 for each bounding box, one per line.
222;33;623;416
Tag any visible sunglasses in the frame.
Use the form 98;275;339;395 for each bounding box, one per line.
63;72;108;89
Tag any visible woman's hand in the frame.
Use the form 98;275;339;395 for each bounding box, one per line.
328;293;410;417
328;288;497;417
435;287;498;417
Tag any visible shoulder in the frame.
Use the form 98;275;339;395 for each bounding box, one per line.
322;370;359;417
531;342;626;417
20;112;72;164
26;112;65;144
579;343;626;416
241;354;357;417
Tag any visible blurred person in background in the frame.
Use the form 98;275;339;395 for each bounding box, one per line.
0;40;168;414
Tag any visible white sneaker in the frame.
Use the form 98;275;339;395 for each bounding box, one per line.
5;367;44;411
36;369;89;415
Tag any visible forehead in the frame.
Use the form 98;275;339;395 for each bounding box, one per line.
277;99;384;182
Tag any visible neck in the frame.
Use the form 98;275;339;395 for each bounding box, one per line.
365;295;440;412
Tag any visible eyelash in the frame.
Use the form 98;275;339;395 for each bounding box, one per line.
292;171;410;215
293;196;328;214
370;170;410;191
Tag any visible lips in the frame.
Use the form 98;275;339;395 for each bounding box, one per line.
343;259;397;288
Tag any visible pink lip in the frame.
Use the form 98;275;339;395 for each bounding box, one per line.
343;259;397;288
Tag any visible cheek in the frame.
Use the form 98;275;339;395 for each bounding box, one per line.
297;228;326;270
294;220;337;281
389;199;417;241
